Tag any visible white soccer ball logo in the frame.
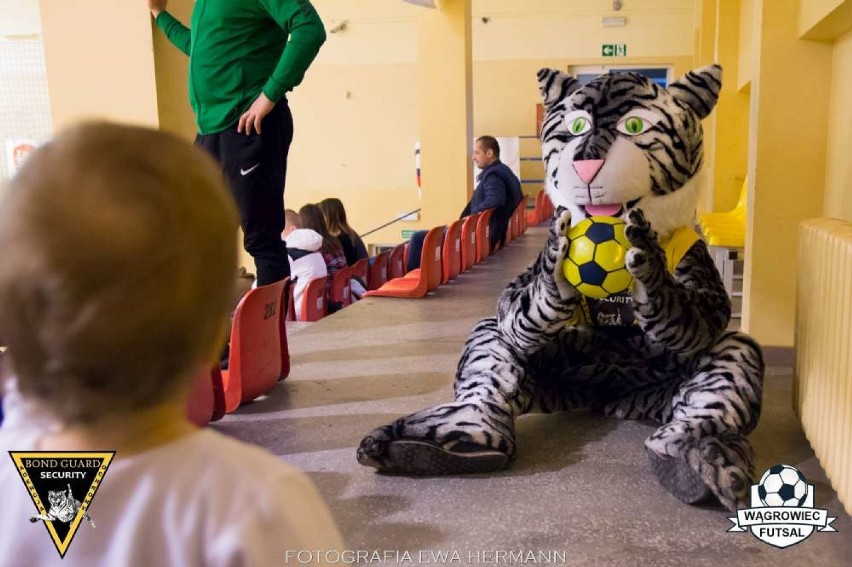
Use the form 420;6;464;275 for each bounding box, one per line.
757;464;808;507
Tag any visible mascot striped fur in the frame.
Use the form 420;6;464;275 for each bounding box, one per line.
357;65;764;512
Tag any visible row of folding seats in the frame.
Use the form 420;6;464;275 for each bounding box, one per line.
526;190;555;227
186;192;556;423
292;191;555;316
364;196;540;299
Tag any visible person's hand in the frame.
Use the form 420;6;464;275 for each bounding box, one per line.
237;93;276;136
148;0;168;17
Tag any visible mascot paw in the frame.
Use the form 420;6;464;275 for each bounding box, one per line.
647;449;714;505
625;209;666;284
545;208;574;300
357;403;512;475
646;426;754;511
625;209;656;244
689;434;753;511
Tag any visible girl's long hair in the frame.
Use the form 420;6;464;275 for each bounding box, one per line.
298;204;342;256
319;198;358;240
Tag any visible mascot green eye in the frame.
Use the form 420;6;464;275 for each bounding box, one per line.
569;117;589;135
564;111;593;136
624;117;644;134
617;111;660;136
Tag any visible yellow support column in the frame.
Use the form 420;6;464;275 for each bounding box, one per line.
712;0;750;212
742;0;833;346
153;0;196;141
694;0;717;213
416;0;473;229
38;1;159;130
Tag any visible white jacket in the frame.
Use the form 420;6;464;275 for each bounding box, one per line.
284;229;328;318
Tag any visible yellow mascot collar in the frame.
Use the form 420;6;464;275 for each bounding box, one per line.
660;226;701;274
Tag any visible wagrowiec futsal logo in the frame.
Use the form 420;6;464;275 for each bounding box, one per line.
728;464;838;548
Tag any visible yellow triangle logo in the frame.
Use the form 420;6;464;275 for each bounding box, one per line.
9;452;115;558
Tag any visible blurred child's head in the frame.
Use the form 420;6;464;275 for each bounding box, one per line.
0;122;238;424
282;208;301;238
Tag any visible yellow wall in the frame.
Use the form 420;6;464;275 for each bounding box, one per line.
150;0;696;250
471;0;693;61
38;0;159;130
741;0;834;346
824;29;852;221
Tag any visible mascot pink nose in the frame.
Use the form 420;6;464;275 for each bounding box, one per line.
573;159;605;184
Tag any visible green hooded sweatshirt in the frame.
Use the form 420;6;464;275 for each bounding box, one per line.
156;0;326;135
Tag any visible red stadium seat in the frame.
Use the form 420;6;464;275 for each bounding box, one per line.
299;277;327;322
460;213;479;272
364;226;444;298
331;267;352;309
279;278;292;379
475;208;495;263
388;243;406;279
285;280;296;322
221;280;285;413
351;257;369;288
368;251;389;290
442;219;463;284
187;367;220;426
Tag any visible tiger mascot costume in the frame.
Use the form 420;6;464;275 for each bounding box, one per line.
357;65;764;511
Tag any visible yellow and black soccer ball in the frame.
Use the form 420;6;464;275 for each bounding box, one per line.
562;216;633;299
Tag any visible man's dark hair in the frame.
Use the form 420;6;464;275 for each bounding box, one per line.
476;135;500;159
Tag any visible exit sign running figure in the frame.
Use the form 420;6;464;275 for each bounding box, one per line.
602;44;627;57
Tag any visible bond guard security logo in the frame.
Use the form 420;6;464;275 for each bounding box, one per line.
728;464;837;548
9;452;114;558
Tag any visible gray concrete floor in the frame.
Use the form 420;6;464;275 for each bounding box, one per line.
213;226;851;566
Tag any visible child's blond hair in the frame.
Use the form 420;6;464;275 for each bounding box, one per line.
0;122;238;423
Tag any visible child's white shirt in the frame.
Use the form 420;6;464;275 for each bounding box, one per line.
0;391;343;566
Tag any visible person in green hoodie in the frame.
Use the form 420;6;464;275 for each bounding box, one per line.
148;0;326;286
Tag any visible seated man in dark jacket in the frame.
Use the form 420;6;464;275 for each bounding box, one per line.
406;136;524;272
462;135;524;250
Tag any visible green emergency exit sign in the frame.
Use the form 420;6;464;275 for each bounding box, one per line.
401;230;417;239
602;44;627;57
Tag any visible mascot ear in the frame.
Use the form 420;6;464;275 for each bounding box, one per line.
537;68;581;111
667;64;722;120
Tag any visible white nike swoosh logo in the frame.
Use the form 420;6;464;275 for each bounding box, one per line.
240;163;261;176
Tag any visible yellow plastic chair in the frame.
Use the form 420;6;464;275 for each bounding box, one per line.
699;178;747;230
700;178;747;306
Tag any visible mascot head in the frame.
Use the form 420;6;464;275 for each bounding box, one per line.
537;65;721;239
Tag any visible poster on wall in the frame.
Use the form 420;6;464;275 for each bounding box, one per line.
5;140;37;175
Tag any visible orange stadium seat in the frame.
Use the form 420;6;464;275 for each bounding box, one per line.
331;267;353;309
442;219;463;284
299;276;327;321
475;208;495;263
388;243;406;279
460;213;479;272
368;251;389;290
221;280;285;413
365;226;444;298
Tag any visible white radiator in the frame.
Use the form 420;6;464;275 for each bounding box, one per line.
794;218;852;515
